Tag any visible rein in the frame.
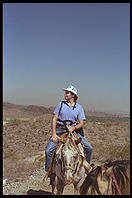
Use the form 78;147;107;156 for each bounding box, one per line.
103;164;122;195
112;173;122;195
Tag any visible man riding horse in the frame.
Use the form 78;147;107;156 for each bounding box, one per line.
44;85;93;186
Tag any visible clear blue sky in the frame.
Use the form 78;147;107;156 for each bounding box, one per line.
3;3;130;114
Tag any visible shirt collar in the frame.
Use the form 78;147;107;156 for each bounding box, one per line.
65;101;77;108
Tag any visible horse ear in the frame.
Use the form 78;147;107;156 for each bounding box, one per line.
103;166;113;178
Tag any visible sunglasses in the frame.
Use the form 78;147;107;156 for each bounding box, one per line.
65;91;71;94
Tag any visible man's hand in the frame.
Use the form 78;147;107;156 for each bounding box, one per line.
51;135;58;143
66;125;75;133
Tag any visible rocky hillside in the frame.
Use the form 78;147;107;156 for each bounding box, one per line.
3;102;129;120
3;102;55;119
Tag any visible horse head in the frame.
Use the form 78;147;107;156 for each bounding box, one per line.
51;131;92;195
80;159;130;195
60;132;82;183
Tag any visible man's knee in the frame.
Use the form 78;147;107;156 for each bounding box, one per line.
89;145;93;152
45;142;56;156
85;144;93;153
46;147;54;156
45;147;50;155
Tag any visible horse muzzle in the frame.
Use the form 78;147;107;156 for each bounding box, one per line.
64;170;73;184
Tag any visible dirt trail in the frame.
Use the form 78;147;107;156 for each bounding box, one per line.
3;168;75;195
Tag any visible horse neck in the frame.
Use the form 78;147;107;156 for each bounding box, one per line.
66;133;81;153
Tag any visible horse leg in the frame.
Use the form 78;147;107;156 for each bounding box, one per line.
50;173;56;195
73;182;81;195
56;177;65;195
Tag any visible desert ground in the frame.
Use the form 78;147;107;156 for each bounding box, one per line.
3;102;130;195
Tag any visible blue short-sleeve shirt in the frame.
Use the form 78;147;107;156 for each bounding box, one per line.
53;101;86;126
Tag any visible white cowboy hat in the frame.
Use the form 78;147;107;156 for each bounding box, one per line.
62;85;78;96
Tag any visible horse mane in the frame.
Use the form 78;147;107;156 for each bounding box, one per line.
105;159;130;193
80;166;102;195
104;159;130;167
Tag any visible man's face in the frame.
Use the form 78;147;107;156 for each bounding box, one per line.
64;91;74;101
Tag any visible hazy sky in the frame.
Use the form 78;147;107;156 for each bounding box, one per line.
3;3;130;114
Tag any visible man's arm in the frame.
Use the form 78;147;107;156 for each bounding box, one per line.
51;114;58;143
66;120;85;133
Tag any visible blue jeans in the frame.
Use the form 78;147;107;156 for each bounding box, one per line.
45;129;93;171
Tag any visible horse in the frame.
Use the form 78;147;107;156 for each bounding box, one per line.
45;131;92;195
80;159;130;195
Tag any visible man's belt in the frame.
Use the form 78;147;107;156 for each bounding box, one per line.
56;124;67;130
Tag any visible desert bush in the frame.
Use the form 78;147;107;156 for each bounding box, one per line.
97;125;103;131
34;153;45;167
8;118;27;126
112;131;120;138
91;142;107;154
3;160;39;182
31;122;37;129
91;141;130;161
3;149;20;160
104;121;112;127
114;121;121;126
105;143;130;159
86;116;130;123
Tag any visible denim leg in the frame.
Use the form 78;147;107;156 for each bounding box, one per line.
45;129;66;172
77;133;93;164
45;139;58;171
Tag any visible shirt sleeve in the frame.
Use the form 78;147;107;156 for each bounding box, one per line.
53;102;61;115
78;105;86;121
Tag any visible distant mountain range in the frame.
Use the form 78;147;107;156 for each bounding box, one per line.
3;102;129;120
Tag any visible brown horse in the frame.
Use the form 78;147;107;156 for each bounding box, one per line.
47;131;92;195
80;159;130;195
